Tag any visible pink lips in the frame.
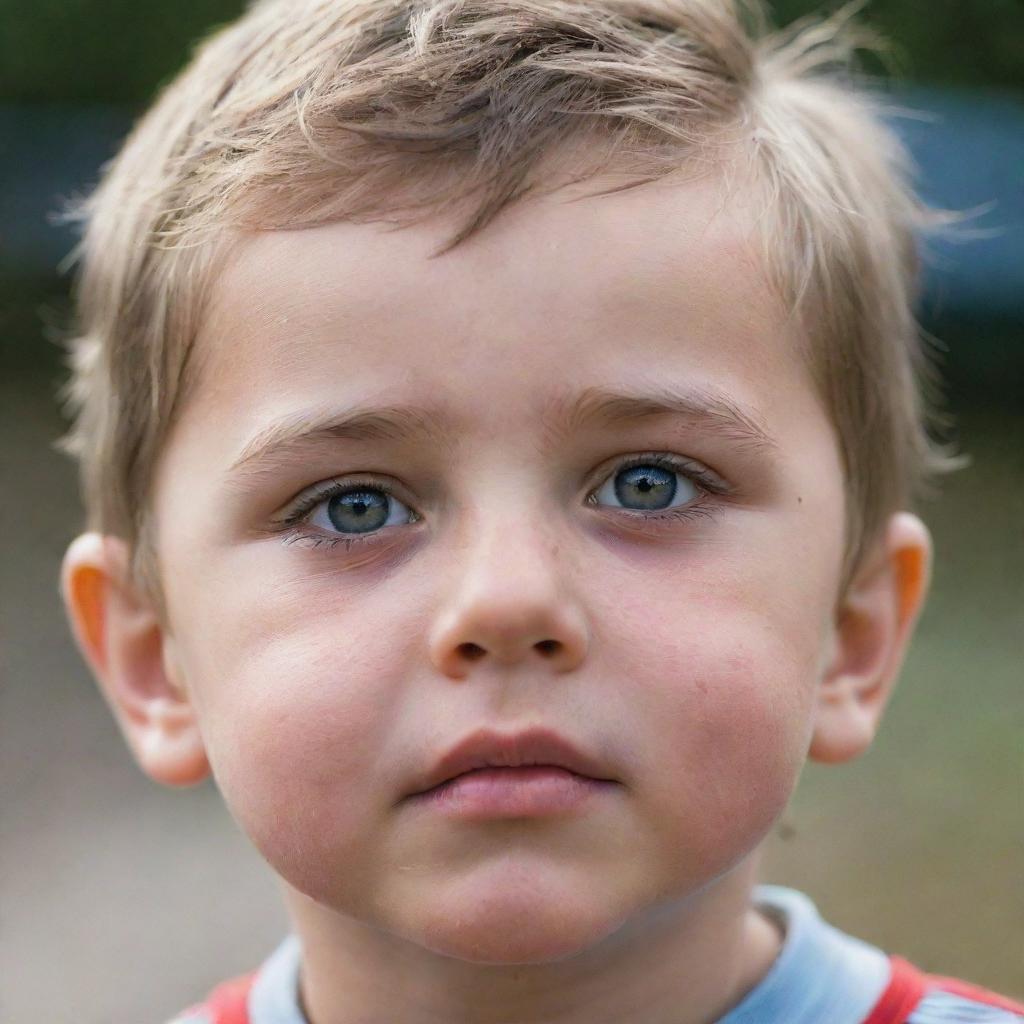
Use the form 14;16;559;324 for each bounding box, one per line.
407;726;618;819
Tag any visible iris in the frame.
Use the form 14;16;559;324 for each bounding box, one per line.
327;490;390;533
614;465;676;510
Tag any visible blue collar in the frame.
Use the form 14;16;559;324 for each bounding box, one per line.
719;885;890;1024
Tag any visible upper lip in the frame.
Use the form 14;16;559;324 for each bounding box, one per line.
410;726;615;796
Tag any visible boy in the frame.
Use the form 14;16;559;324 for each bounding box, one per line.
57;1;1022;1022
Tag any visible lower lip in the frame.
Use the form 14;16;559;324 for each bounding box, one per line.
411;766;617;819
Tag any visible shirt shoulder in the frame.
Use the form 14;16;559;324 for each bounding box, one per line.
165;971;257;1024
865;954;1024;1024
909;977;1024;1022
744;889;1021;1024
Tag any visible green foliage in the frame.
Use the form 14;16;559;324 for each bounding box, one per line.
1;0;1021;104
0;0;246;104
770;0;1024;90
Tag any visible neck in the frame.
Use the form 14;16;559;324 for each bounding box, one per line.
286;858;783;1024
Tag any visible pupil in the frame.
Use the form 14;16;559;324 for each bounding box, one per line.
615;465;676;510
327;490;389;533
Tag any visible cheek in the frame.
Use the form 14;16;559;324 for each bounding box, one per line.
652;646;811;877
598;554;826;878
674;650;810;852
172;576;423;903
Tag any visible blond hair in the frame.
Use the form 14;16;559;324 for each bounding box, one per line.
59;0;956;598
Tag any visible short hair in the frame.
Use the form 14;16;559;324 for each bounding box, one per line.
58;0;957;600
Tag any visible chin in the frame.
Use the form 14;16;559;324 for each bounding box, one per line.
404;869;634;965
417;915;620;965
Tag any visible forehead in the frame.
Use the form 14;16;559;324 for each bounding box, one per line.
184;170;817;453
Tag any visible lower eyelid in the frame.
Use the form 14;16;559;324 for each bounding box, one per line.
581;503;720;547
281;506;708;551
592;497;718;523
283;532;384;551
281;514;422;549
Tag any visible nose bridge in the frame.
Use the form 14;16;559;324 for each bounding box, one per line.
427;493;589;678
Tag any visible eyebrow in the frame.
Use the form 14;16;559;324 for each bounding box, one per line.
229;404;455;476
227;382;777;478
544;383;777;455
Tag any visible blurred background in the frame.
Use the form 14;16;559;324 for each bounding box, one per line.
1;1;1021;1021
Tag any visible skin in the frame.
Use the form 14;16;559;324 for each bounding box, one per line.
62;168;932;1024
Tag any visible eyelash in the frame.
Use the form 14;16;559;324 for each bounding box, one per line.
275;453;730;551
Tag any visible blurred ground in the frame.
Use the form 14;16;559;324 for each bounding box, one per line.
1;284;1022;1022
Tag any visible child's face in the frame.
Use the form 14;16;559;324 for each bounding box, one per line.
150;172;849;960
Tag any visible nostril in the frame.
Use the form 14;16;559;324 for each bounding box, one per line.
457;642;486;660
535;640;560;656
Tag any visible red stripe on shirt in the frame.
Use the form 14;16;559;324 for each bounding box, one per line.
862;957;930;1024
204;972;257;1024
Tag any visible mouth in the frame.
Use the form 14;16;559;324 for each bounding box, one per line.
409;725;616;798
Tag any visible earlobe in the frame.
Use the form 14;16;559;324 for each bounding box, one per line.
809;513;932;765
60;533;210;787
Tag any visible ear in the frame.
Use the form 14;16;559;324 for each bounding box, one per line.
809;512;932;764
60;532;210;787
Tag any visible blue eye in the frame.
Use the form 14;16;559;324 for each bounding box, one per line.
304;486;415;536
279;453;724;550
591;460;698;512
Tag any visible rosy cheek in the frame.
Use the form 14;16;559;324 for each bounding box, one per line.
623;620;815;874
190;622;401;895
700;670;806;817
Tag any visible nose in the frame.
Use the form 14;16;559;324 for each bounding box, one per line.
428;518;589;679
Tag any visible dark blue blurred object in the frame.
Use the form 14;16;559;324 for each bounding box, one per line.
2;87;1022;326
1;105;132;277
891;87;1024;324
